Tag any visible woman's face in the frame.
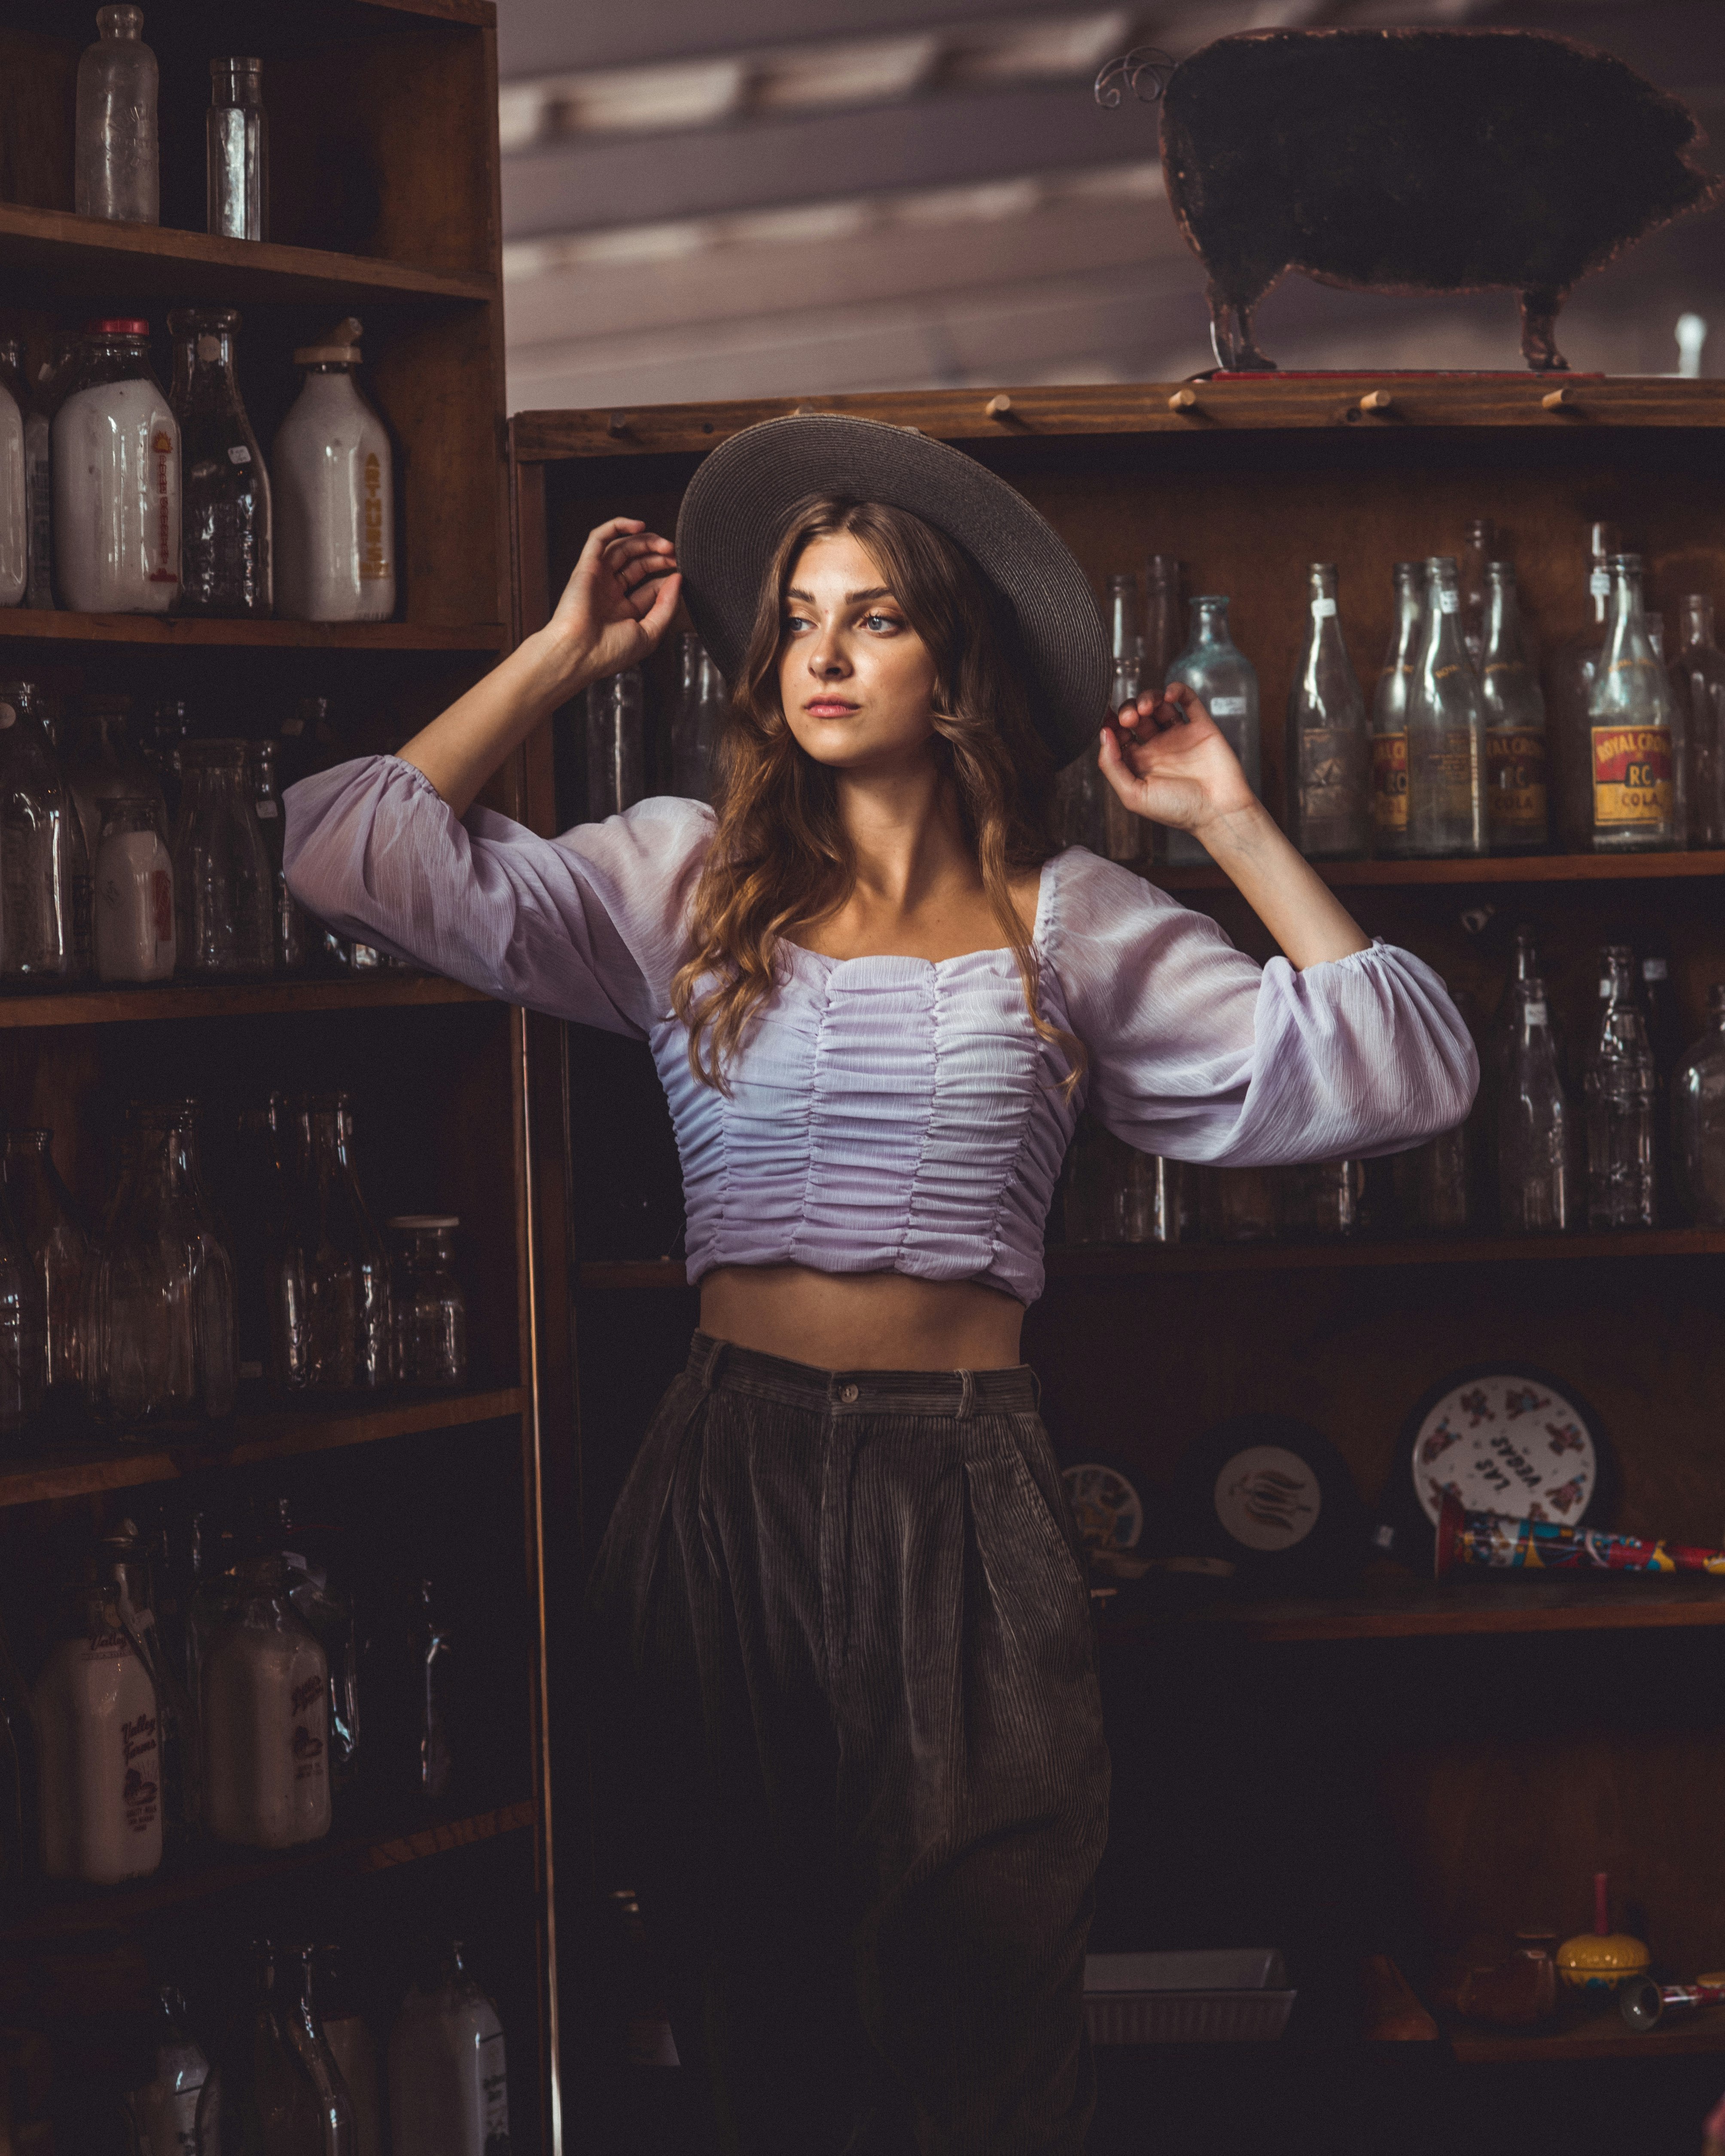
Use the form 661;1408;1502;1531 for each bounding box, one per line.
778;533;942;774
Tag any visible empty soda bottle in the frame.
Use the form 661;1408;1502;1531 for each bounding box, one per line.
1584;945;1657;1229
1286;562;1368;860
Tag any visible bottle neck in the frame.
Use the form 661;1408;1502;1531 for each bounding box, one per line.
1189;602;1230;649
1600;955;1637;1007
1482;572;1527;664
1418;567;1468;667
1682;596;1716;652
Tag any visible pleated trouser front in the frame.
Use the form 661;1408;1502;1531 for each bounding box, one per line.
588;1331;1112;2156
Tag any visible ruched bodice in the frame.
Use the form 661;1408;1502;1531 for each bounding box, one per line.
283;759;1479;1304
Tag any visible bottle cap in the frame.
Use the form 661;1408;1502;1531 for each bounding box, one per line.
293;316;363;365
85;318;149;337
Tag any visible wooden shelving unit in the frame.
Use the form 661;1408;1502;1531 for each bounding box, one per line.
1448;2009;1725;2065
0;1798;536;1944
532;370;1725;2145
0;5;566;2150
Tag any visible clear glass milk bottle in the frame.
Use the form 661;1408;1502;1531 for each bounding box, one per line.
388;1944;509;2156
273;1094;390;1394
3;1129;87;1417
200;1553;332;1849
173;739;274;974
1164;594;1261;866
34;1571;163;1884
1585;554;1682;852
95;795;175;982
53;321;179;613
168;308;272;617
75;6;159;224
123;1985;217;2156
273;319;394;622
0;677;86;979
317;1946;384;2156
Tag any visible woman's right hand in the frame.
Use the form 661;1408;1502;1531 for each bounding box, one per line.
1097;679;1259;837
548;517;683;693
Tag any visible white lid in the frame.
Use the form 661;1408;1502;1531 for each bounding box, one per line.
293;315;363;365
387;1214;459;1230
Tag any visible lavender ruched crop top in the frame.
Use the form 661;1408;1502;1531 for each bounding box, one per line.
283;758;1478;1305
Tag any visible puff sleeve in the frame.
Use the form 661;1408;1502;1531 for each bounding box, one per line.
283;755;713;1037
1045;849;1478;1165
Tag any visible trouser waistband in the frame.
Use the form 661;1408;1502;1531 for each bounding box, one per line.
683;1331;1040;1419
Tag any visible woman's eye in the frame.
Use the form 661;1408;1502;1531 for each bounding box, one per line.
863;612;902;633
782;613;811;635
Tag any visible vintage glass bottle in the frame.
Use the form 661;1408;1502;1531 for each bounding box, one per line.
1368;561;1422;859
1551;521;1618;847
1203;1166;1280;1243
85;1099;238;1426
232;1093;291;1385
1164;595;1261;867
0;339;53;610
1479;562;1548;853
1142;555;1183;694
1282;1158;1366;1239
123;1985;217;2156
1286;562;1368;859
1406;557;1484;857
174;739;274;974
75;6;158;223
140;694;190;821
94;795;174;983
1497;974;1573;1233
1584;945;1657;1229
670;633;726;804
3;1128;87;1416
53;322;179;612
388;1943;509;2156
1585;555;1682;853
201;1555;332;1849
251;740;308;971
273;320;394;622
1672;985;1725;1227
274;1515;360;1794
0;355;27;613
271;1094;389;1395
1459;516;1495;672
34;1574;162;1883
1101;572;1144;867
388;1216;467;1385
317;1946;383;2156
207;57;268;242
214;1941;355;2156
63;695;162;862
587;667;644;820
1670;596;1725;851
0;677;86;979
168;308;272;617
0;1179;37;1440
1394;1125;1472;1234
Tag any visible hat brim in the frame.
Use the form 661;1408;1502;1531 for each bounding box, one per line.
673;412;1109;765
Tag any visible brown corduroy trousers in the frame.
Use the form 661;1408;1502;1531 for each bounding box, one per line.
588;1331;1111;2156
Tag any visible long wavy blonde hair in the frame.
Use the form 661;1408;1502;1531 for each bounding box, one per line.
670;494;1084;1090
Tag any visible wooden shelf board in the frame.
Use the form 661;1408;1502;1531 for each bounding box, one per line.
1450;2005;1725;2063
514;376;1725;463
578;1233;1725;1293
1178;1572;1725;1644
0;1797;535;1942
0;1386;527;1509
0;203;494;308
0;972;491;1029
1153;850;1725;891
0;611;506;652
1046;1229;1725;1276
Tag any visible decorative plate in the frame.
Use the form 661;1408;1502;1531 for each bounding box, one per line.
1061;1459;1146;1557
1403;1365;1607;1531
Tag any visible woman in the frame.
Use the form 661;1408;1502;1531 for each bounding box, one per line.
285;414;1475;2155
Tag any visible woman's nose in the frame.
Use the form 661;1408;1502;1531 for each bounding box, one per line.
808;630;849;677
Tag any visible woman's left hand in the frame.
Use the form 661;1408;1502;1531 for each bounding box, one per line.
1096;680;1260;838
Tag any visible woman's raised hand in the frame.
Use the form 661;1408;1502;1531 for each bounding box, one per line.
550;517;682;685
1097;680;1259;840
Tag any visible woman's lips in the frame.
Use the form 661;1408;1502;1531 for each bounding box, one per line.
805;700;859;716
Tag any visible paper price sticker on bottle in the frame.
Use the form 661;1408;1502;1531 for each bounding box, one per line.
1526;1001;1548;1024
1311;597;1338;619
1591;724;1673;827
1210;696;1249;716
1438;590;1461;614
1591;570;1612;600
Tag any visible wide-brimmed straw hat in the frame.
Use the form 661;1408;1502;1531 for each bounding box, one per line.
674;411;1109;764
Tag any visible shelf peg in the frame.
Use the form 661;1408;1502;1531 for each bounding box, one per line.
1168;387;1199;411
606;411;632;439
1359;390;1393;413
1542;385;1574;410
985;393;1013;419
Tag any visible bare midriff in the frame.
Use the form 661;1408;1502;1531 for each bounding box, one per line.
698;1262;1026;1372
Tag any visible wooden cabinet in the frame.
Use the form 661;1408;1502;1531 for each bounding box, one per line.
519;377;1725;2151
0;6;568;2153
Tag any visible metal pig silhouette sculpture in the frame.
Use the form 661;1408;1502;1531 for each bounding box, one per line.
1102;30;1723;373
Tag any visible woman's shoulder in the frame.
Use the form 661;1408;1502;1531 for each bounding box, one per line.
1037;843;1189;943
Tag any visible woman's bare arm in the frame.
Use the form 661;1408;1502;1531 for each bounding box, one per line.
1097;681;1370;970
397;517;681;818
